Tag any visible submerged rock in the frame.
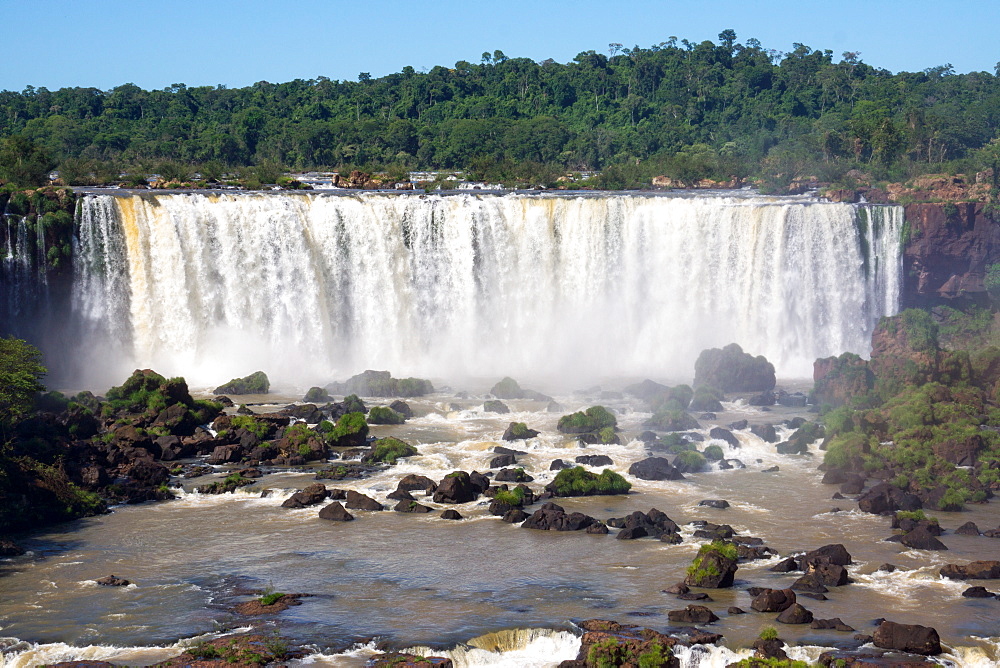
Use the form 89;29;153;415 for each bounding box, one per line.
96;575;130;586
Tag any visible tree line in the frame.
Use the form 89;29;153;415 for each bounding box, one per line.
2;31;1000;189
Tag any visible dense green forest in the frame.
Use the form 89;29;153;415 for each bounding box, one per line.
2;30;1000;189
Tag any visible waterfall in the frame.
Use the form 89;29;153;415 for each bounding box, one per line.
69;192;904;389
1;209;47;337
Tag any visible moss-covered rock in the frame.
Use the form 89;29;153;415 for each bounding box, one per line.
367;406;406;425
694;343;775;392
213;371;270;395
545;466;631;497
557;406;617;434
684;541;738;588
325;412;369;448
689;385;724;412
326;370;433;397
364;437;418;464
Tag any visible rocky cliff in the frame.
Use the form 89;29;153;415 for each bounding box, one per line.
902;202;999;306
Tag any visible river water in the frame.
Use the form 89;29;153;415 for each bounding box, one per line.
2;386;999;667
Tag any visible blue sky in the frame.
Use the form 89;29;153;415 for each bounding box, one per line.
5;0;999;92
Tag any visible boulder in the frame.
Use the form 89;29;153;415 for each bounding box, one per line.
709;427;740;448
939;560;1000;580
213;371;269;395
900;526;948;551
962;586;996;598
810;618;855;632
684;546;737;588
489;454;516;468
698;500;730;509
494;468;533;483
396;474;437;495
440;509;463;520
776;603;813;624
769;557;799;573
502;509;529;524
751;588;796;612
575;454;614;467
791;574;829;594
432;471;480;504
483;400;510;414
318;501;354;521
96;575;130;586
955;521;981;536
521;502;596;531
344;490;384;511
805;560;850;586
694;343;776;392
667;605;719;624
388;400;413;418
502;422;539;441
281;483;329;508
802;544;853;566
549;459;572;470
873;620;941;655
585;522;609;535
393;500;433;513
628;457;685;481
750;423;778;442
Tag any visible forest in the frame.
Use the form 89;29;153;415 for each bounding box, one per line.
2;30;1000;189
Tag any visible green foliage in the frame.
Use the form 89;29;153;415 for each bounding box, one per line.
367;406;406;425
556;405;617;434
327;411;369;444
689;385;724;411
344;394;366;414
0;135;54;186
703;444;724;461
695;540;738;562
366;437;417;464
213;370;269;395
549;466;631;496
493;486;526;506
823;432;871;470
637;641;672;668
258;591;285;606
645;408;699;431
883;309;938;353
507;422;534;438
283;422;314;447
0;337;47;438
230;415;270;438
759;626;779;641
694;343;775;392
675;450;707;471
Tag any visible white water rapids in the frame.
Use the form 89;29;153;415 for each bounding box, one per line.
70;192;903;389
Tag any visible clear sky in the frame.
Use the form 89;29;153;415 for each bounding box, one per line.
4;0;999;93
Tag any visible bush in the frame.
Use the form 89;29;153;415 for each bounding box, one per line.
675;450;707;472
343;394;366;414
367;406;406;425
548;467;631;496
557;406;617;434
703;444;724;461
493;486;526;506
326;411;369;446
365;437;418;464
259;591;285;606
759;626;779;641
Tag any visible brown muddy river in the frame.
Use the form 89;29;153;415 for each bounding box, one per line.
2;387;999;666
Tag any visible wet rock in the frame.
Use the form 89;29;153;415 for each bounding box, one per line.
521;502;596;531
469;471;491;493
858;482;922;514
839;474;866;495
941;560;1000;579
387;489;415;501
628;456;685;481
694;343;775;392
281;483;330;508
575;454;614;467
728;607;745;614
791;574;829;594
586;522;609;535
489;454;516;468
750;423;778;442
370;653;454;668
752;637;787;661
318;501;354;521
900;526;948;551
748;390;776;406
344;490;383;511
802;544;853;566
873;620;941;655
677;591;712;601
96;575;130;586
698;499;730;509
501;422;539;441
432;471;480;504
762;466;779;473
684;545;737;588
769;557;799;573
440;509;463;520
751;588;796;612
0;539;25;556
878;563;897;573
667;605;718;624
389;400;413;418
494;468;533;483
616;526;648;540
811;618;856;632
571;620;680;668
955;521;981;536
662;583;688;595
549;459;572;471
962;586;996;598
393;500;432;513
776;603;813;624
396;474;438;495
699;412;717;419
709;427;740;448
483;399;510;414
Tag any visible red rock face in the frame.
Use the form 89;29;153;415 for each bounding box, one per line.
902;203;1000;303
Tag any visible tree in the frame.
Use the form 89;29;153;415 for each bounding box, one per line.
0;337;46;440
0;135;54;187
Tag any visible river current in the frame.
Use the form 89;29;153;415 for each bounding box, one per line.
2;386;999;667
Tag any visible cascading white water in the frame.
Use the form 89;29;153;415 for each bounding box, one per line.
70;191;903;389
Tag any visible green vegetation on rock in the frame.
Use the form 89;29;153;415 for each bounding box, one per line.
213;371;269;395
547;466;631;497
694;343;775;393
365;437;418;464
367;406;406;425
557;405;617;434
326;411;369;447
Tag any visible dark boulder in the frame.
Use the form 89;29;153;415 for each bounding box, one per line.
667;605;718;624
494;468;533;483
432;471;480;503
549;459;572;471
709;427;740;448
318;501;354;521
694;343;776;392
483;400;510;414
748;390;776;406
791;574;829;594
873;621;941;656
751;588;796;613
502;422;539;441
900;526;948;551
394;500;432;513
440;509;463;520
585;522;609;534
802;544;853;566
281;483;329;508
628;457;685;481
96;575;130;586
858;482;922;514
521;502;596;531
616;526;649;540
502;509;529;523
839;474;867;495
575;454;614;467
396;474;437;495
684;546;737;588
776;603;813;624
805;560;850;586
962;586;996;598
388;400;413;418
698;499;730;509
769;557;799;573
750;423;778;442
955;521;981;536
810;618;855;632
489;454;516;468
344;490;383;511
939;560;1000;580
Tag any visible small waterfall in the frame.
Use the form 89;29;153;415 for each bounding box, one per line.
1;208;47;336
69;192;904;388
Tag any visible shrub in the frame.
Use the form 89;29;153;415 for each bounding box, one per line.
366;437;418;464
507;422;534;438
675;450;706;472
493;487;526;506
367;406;406;425
759;626;779;641
327;411;369;445
259;591;285;606
557;406;617;434
703;444;724;461
548;467;631;496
